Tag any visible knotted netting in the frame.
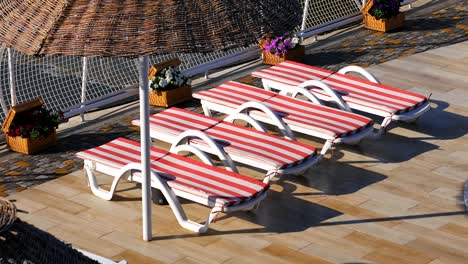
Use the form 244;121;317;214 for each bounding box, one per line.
0;199;101;264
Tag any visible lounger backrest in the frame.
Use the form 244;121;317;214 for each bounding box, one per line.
264;93;373;138
322;71;428;115
76;138;268;207
194;81;276;107
147;107;221;137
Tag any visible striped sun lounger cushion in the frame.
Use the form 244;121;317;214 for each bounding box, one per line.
194;81;374;138
148;107;317;170
251;60;428;115
76;138;268;207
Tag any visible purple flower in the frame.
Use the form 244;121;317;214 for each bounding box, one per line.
370;0;401;19
283;39;292;49
263;32;301;57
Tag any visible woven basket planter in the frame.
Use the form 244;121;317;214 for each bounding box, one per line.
149;85;192;107
1;98;58;155
5;131;57;155
148;58;192;107
261;45;305;66
363;1;404;32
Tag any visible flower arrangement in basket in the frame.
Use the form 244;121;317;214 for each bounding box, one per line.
260;32;305;65
363;0;405;32
148;58;192;107
1;98;67;154
6;107;64;139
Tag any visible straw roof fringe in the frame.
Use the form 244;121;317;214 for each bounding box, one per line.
0;0;302;57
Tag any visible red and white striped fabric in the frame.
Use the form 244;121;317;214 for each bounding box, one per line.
251;60;428;115
147;108;317;170
76;138;268;207
194;81;275;107
194;81;373;138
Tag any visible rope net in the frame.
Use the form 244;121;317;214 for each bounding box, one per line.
0;45;247;123
301;0;361;29
0;199;101;263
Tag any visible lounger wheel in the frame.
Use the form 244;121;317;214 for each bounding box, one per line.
152;188;169;205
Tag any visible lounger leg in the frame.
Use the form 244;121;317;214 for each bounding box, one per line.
403;116;420;123
320;140;334;156
247;202;261;212
371;116;393;138
206;208;221;226
262;79;272;91
149;171;212;233
202;103;213;117
84;160;124;201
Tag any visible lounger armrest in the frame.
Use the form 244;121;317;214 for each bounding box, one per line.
224;113;268;133
84;161;144;201
170;129;239;173
296;80;352;112
337;65;381;84
278;85;322;105
235;101;296;141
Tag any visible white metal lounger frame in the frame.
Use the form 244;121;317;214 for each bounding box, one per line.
260;65;431;137
82;143;266;233
200;99;373;158
137;111;318;184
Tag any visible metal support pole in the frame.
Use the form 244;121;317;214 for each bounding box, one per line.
300;0;311;41
138;56;152;241
0;49;9;114
80;57;88;122
7;48;17;106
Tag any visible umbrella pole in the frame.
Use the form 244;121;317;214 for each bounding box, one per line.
7;48;17;106
138;56;152;241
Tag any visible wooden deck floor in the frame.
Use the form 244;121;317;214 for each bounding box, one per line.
7;41;468;263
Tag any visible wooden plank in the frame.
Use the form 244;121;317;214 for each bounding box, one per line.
47;225;125;259
111;250;165;264
261;243;333;264
405;238;468;264
13;188;88;214
100;230;184;263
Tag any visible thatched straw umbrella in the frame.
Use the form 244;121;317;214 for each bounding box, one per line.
0;0;302;241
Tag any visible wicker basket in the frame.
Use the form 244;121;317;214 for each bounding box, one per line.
149;85;192;107
5;132;57;155
1;98;57;154
148;58;192;107
363;1;405;32
261;45;305;65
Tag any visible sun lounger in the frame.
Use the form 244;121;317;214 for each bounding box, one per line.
75;137;268;233
131;107;319;184
193;81;374;156
251;60;430;136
